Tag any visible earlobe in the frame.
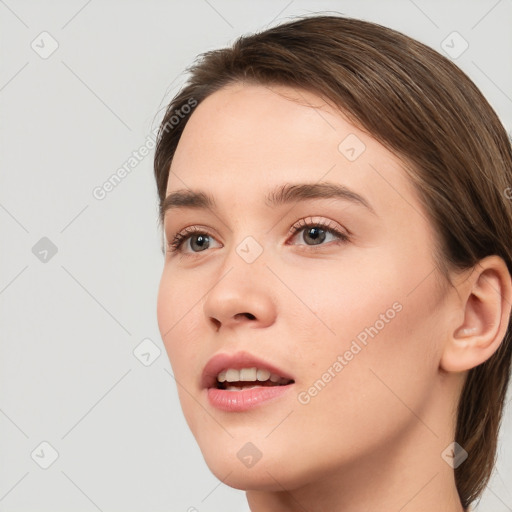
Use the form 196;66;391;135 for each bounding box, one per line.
440;255;512;373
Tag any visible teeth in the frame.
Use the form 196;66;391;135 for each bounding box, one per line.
216;367;287;384
240;368;257;381
225;369;240;382
225;385;260;391
256;369;271;381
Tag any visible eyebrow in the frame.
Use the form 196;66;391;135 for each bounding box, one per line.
161;182;376;221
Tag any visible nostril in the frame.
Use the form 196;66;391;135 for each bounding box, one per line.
236;312;256;320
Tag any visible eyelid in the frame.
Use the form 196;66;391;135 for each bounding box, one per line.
287;216;349;237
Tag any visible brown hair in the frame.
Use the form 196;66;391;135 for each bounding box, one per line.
153;14;512;509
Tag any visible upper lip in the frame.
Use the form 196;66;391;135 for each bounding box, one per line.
201;350;295;389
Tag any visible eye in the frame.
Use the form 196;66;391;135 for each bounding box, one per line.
288;217;350;248
167;225;219;255
167;217;350;257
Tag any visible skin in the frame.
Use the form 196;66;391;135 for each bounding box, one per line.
156;82;512;512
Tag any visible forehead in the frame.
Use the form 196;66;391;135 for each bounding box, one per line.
166;83;425;225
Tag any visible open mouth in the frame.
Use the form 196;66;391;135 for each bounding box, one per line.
201;352;296;393
214;368;294;391
203;356;296;411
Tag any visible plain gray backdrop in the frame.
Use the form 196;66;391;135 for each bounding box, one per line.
1;1;511;511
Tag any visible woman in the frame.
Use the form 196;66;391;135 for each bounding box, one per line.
153;14;512;512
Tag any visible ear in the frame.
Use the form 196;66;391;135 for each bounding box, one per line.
440;255;512;373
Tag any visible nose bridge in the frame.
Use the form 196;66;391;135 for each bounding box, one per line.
217;210;270;268
213;231;269;292
233;233;266;265
202;230;276;329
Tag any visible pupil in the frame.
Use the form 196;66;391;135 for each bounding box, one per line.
305;227;326;245
192;234;209;251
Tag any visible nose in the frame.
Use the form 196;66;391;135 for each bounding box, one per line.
203;262;277;333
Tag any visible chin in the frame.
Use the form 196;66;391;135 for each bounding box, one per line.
197;440;311;492
205;458;291;491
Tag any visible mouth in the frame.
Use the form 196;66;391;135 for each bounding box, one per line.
201;351;295;391
202;352;296;412
215;367;294;390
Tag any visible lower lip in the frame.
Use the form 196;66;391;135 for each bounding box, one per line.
206;384;294;412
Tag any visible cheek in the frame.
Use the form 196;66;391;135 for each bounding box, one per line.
291;246;443;408
286;304;440;474
305;266;443;423
280;251;401;347
156;270;176;349
156;270;197;369
157;270;205;431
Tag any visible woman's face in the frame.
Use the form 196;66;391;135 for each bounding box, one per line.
157;83;453;490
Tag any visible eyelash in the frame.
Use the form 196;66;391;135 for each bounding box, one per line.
167;218;350;257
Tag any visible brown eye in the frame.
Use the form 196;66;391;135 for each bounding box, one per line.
289;219;350;247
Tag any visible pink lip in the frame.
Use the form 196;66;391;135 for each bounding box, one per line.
206;384;294;412
201;350;295;411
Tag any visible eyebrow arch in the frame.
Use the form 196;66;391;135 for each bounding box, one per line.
161;181;376;221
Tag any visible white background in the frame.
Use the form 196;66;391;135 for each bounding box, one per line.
1;1;511;510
